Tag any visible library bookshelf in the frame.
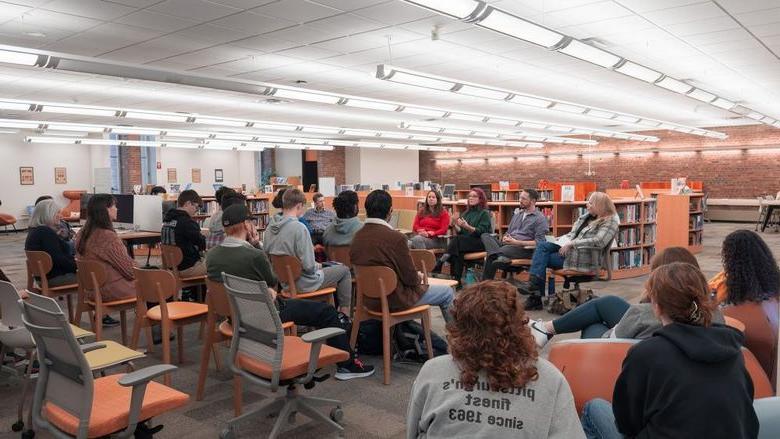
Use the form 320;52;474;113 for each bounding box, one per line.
440;198;657;280
454;182;596;202
198;194;271;235
655;193;704;254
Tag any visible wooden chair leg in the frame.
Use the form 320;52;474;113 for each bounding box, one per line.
382;318;391;385
94;307;103;342
119;310;128;346
177;325;184;364
196;314;216;401
198;319;206;340
130;314;141;350
212;343;222;372
66;294;75;324
162;321;172;386
233;375;243;417
349;313;362;350
421;312;433;361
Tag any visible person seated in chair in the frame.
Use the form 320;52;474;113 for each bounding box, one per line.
206;204;374;380
303;192;336;245
521;192;619;310
25;199;77;287
481;189;548;281
34;195;75;255
205;186;237;250
322;189;362;246
409;190;450;250
350;190;454;322
161;189;206;277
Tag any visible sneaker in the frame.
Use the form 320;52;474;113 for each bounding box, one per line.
524;295;544;311
527;319;552;349
495;256;512;264
102;316;120;327
335;358;375;381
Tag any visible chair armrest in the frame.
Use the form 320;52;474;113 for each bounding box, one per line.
301;327;345;344
118;364;178;387
79;342;106;353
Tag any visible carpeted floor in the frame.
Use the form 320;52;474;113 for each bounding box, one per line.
0;222;776;438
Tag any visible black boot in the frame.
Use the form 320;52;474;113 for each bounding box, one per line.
432;253;450;273
518;274;545;296
524;294;543;311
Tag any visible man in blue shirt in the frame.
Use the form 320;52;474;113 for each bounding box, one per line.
481;189;549;280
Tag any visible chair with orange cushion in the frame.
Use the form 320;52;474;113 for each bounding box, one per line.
159;244;207;300
269;254;336;304
26;250;79;323
220;273;348;439
349;265;433;385
74;259;137;346
130;268;208;385
59;190;86;222
19;291;188;439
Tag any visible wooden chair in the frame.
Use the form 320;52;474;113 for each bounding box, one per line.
25;250;78;323
160;244;206;299
350;265;433;385
325;245;351;267
74;259;137;346
130;268;208;385
269;255;335;304
410;249;436;283
195;279;295;401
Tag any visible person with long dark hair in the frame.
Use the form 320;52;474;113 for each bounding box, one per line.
409;190;450;250
75;194;136;302
581;262;758;439
407;281;584;438
713;229;780;384
432;188;491;287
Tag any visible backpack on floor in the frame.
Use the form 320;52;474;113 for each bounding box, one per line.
355;319;384;355
393;321;448;362
546;288;596;315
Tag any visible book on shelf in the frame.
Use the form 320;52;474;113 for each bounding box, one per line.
611;249;643;269
615;226;641;247
198;200;219;216
689;231;703;246
643;224;656;244
689;214;703;230
616;204;641;223
537;189;554;201
644;202;657;223
689;198;702;211
540;207;554;226
248;199;269;214
643;246;656;265
251;215;270;229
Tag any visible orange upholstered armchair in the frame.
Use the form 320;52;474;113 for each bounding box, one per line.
60;190;86;221
0;200;17;232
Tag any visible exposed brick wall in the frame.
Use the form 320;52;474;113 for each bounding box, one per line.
318;146;346;186
419;124;780;198
119;138;142;193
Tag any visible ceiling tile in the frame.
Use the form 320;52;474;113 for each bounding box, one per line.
249;0;341;23
6;9;102;33
208;10;296;33
231;35;300;52
207;0;278;9
664;16;740;36
352;2;435;26
41;0;138;21
107;0;162;7
716;0;780;15
642;3;727;26
543;1;633;27
148;0;241;21
162;45;262;68
736;7;780;27
114;10;200;33
44;23;164;56
174;23;257;45
307;0;389;12
277;45;344;59
0;2;33;20
612;0;706;14
99;35;211;64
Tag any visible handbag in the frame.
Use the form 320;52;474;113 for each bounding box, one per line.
546;287;596;315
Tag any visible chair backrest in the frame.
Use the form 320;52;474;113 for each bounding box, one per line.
160;244;183;273
20;291;94;438
133;268;178;304
269;254;302;293
326;245;351;267
724;301;778;390
0;280;23;328
26;250;53;291
410;249;436;274
205;278;232;318
745;347;775;398
354;265;398;316
754;396;780;439
76;259;108;305
600;239;614;281
221;272;285;389
548;338;637;414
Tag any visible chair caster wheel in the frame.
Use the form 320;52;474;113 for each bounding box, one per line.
219;427;235;439
12;421;23;432
21;429;35;439
330;407;344;423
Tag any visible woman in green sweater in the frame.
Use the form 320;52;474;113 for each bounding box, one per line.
433;188;492;287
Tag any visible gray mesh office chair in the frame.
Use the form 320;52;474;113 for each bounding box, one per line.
0;281;36;436
19;292;189;439
220;273;349;439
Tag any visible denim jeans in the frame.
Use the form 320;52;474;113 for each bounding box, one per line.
581;399;623;439
529;240;565;280
415;283;455;323
552;295;631;338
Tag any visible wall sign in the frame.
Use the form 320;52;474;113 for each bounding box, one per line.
192;168;201;183
54;167;67;184
215;168;224;182
19;167;34;185
167;168;177;183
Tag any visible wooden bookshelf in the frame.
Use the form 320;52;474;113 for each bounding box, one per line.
196;194;271;234
455;181;597;202
655;193;704;254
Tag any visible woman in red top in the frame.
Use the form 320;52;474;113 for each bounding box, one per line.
409;190;450;249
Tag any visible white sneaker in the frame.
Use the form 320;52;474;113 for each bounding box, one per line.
527;319;552;349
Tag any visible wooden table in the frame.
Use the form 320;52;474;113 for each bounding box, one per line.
117;231;161;259
761;200;780;232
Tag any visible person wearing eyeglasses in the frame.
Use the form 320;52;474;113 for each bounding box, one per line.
161;189;207;278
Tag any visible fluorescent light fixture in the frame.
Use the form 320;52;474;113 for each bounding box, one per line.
43;106;116;117
124;111;188;122
614;115;641;124
272;88;342;104
487;117;517;126
253;123;298;131
520;122;548;130
471;131;501;138
343;99;400;111
558;40;621;69
553;103;587;114
0;129;18;134
402;0;481;19
443;128;473;136
195;117;247;127
211;133;255;141
687;89;716;103
0;49;40;66
614;61;662;83
476;7;565;48
548;126;573;132
655;76;693;94
379;69;455;91
274;144;333;151
586;109;615;119
745;111;764;120
112;127;161;135
402;107;447;117
405;125;442;133
203;143;238;150
455;85;509;100
448;113;486;122
0;120;39;129
299;127;342;134
41;130;89;137
0;101;31;111
508;95;551;108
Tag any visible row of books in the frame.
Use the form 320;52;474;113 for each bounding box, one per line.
615;226;641;247
251;216;270;229
490;192;522;202
538;190;554;201
643;225;656;244
540;207;554;226
197;200;220;216
689;214;704;230
644;202;657;223
689;199;702;212
616;204;641;224
611;249;643;269
248;200;269;215
689;231;703;246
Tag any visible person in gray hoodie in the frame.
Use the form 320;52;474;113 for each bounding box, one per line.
323;190;362;247
407;281;585;439
264;188;353;315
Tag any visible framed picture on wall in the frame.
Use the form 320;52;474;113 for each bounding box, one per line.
215;168;224;182
167;168;177;183
54;167;67;184
192;168;201;183
19;167;34;185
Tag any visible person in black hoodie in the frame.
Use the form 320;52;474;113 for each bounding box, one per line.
162;189;206;277
580;262;759;439
25;199;76;286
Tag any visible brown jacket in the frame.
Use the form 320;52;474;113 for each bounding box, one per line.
350;221;425;312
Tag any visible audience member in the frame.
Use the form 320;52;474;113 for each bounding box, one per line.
264;188;353;315
716;229;780;382
409;190;450;250
303;192;336;243
432;188;491;287
407;281;584;439
322;190;362;246
25;199;76;286
161;189;206;277
206;204;374;380
150;186;167;195
350;190;454;322
34;195;75;254
581;262;758;439
272;187;312;233
205;187;237;249
481;189;548;280
527;247;724;347
521;192;619;310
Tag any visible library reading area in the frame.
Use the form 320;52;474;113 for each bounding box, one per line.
2;1;780;438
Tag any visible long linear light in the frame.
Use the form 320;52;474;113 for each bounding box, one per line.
377;65;725;139
399;123;654;144
25;136;335;151
401;0;775;130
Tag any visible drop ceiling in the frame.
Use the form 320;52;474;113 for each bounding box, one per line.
0;0;778;142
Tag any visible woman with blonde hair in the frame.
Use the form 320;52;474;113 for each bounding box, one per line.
407;280;584;438
521;192;619;310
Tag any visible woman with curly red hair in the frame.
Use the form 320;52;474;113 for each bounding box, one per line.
432;188;492;288
406;281;584;438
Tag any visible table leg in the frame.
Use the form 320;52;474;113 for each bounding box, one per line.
125;239;135;259
762;206;775;232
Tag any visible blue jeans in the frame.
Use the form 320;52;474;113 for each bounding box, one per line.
415;283;455;323
529;241;565;280
581;399;623;439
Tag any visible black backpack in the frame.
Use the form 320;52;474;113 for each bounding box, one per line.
355;320;448;361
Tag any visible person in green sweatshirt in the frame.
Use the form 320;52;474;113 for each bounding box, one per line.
433;188;492;287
